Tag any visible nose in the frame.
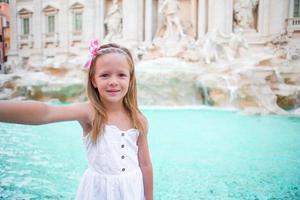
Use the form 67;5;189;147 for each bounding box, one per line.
108;77;118;86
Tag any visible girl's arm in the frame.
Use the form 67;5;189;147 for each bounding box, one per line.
0;100;91;125
138;117;153;200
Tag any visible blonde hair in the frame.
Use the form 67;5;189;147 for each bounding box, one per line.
87;43;145;143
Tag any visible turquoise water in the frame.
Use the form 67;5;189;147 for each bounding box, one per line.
0;108;300;199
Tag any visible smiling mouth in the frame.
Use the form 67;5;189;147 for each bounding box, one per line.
106;90;121;94
107;90;120;92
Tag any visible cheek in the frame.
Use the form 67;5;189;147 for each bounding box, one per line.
92;79;104;89
124;80;131;92
91;76;98;88
124;78;130;87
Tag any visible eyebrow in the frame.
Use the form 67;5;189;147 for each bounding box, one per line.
97;68;129;73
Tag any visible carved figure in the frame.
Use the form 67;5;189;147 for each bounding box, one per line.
156;0;185;40
104;0;122;41
233;0;259;30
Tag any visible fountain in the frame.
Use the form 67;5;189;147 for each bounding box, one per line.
2;0;300;117
135;29;300;116
1;29;300;117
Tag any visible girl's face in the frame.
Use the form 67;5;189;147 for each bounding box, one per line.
92;53;131;106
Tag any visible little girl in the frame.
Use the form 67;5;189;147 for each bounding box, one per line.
0;41;153;200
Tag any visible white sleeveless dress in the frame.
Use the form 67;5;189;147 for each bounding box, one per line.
76;125;145;200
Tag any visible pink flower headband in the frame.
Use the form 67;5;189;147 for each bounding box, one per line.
83;39;129;69
84;39;101;69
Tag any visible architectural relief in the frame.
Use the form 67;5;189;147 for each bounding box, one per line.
233;0;259;31
70;2;84;46
178;29;248;63
17;8;33;49
155;0;185;41
42;5;59;47
8;0;297;65
143;0;193;57
104;0;123;42
199;30;249;63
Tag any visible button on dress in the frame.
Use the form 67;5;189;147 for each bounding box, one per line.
76;125;145;200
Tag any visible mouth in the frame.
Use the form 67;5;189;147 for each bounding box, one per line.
106;89;121;95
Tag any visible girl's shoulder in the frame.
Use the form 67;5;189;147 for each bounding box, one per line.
76;101;94;122
138;112;148;124
74;102;94;134
137;112;148;134
63;101;94;124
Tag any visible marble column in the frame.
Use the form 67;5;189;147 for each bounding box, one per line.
96;0;105;41
122;0;139;44
208;0;233;34
137;0;144;42
152;0;159;39
191;0;197;38
224;0;233;34
268;0;289;35
257;0;271;36
83;0;96;44
198;0;207;38
145;0;153;41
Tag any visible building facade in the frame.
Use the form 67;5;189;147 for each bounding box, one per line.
8;0;300;65
0;1;9;63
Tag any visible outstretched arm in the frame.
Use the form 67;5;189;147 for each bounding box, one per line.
0;100;90;125
138;117;153;200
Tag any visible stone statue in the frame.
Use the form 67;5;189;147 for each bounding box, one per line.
200;31;228;64
156;0;185;40
104;0;122;41
227;31;248;58
193;29;248;64
233;0;259;30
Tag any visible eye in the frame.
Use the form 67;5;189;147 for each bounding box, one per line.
119;73;128;77
99;73;109;78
